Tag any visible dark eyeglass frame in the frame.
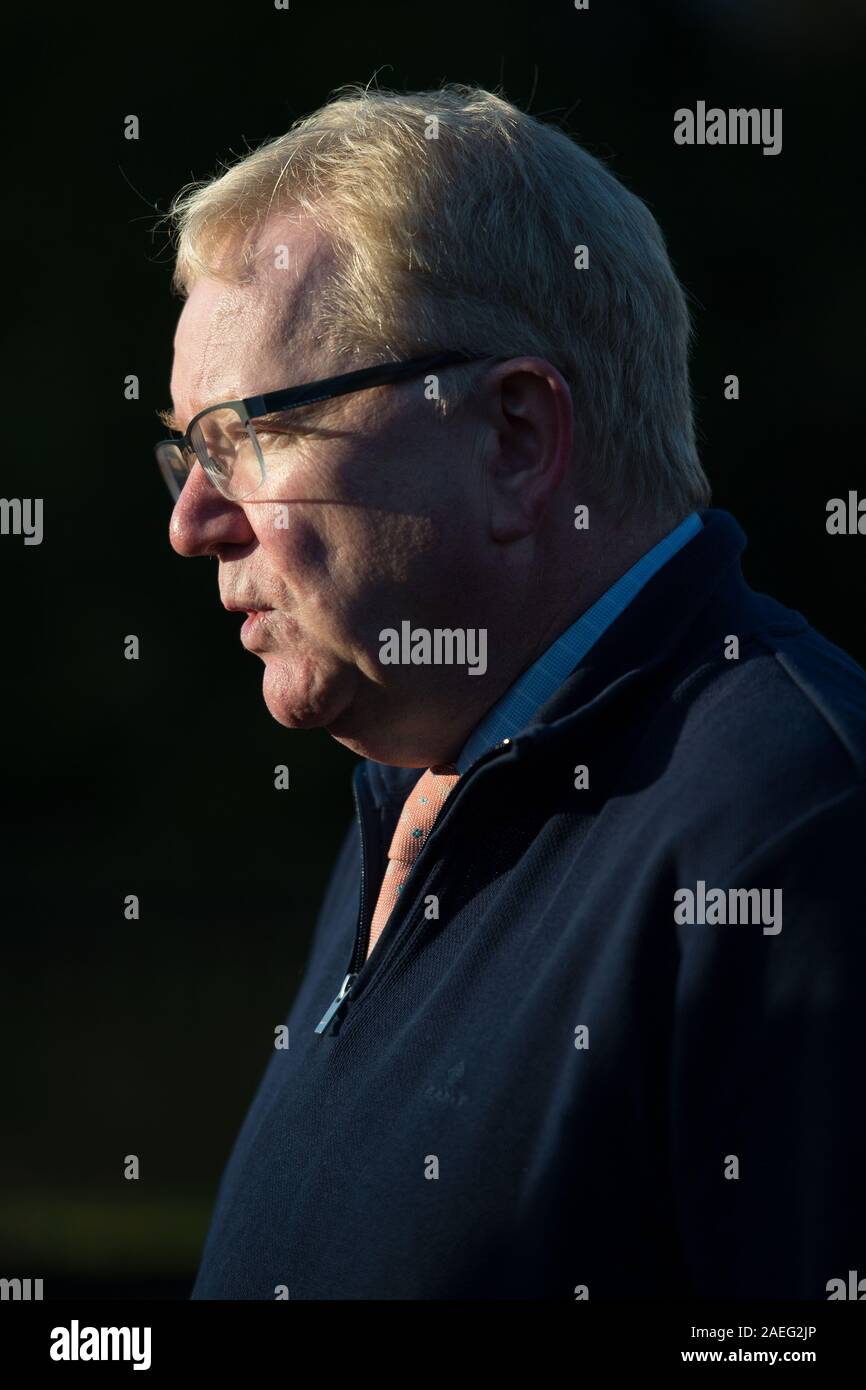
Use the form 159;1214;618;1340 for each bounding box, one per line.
155;349;499;502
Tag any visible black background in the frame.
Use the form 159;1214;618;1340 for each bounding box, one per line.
1;0;864;1297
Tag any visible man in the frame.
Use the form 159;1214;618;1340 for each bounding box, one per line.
156;86;866;1299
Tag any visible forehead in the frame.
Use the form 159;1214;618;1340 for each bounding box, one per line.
170;215;332;420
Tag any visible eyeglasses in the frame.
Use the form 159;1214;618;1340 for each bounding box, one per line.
154;349;495;503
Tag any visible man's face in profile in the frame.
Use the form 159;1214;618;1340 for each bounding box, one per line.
166;217;498;765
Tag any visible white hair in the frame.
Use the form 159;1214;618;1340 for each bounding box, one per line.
166;84;710;520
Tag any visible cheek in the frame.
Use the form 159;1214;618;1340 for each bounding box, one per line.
257;509;332;585
254;493;447;627
255;505;382;632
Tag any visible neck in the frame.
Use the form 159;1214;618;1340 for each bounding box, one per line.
340;507;683;767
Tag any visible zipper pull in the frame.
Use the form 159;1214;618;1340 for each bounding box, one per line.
314;973;357;1035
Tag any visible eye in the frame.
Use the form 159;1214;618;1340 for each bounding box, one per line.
251;417;306;447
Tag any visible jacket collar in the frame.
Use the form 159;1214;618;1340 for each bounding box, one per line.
358;508;792;806
527;506;751;730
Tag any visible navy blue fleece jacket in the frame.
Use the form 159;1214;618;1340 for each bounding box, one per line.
192;509;866;1300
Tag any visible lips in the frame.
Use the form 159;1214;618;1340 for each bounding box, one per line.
222;601;274;614
221;600;275;646
240;611;269;641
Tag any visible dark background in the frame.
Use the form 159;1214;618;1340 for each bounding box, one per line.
2;0;864;1297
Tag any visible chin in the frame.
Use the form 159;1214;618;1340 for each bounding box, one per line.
260;655;356;730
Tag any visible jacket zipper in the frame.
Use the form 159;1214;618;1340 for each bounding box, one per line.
313;768;372;1033
314;971;357;1034
314;739;516;1035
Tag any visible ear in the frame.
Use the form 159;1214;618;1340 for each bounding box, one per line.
480;357;574;543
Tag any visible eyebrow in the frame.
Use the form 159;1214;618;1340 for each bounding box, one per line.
157;406;183;432
157;389;244;435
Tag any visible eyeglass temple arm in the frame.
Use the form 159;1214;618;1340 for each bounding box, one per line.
245;350;492;418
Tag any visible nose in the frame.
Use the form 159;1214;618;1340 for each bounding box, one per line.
168;461;253;557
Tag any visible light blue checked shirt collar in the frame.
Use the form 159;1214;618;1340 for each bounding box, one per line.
455;512;703;773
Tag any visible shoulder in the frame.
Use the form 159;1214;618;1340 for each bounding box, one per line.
662;617;866;874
